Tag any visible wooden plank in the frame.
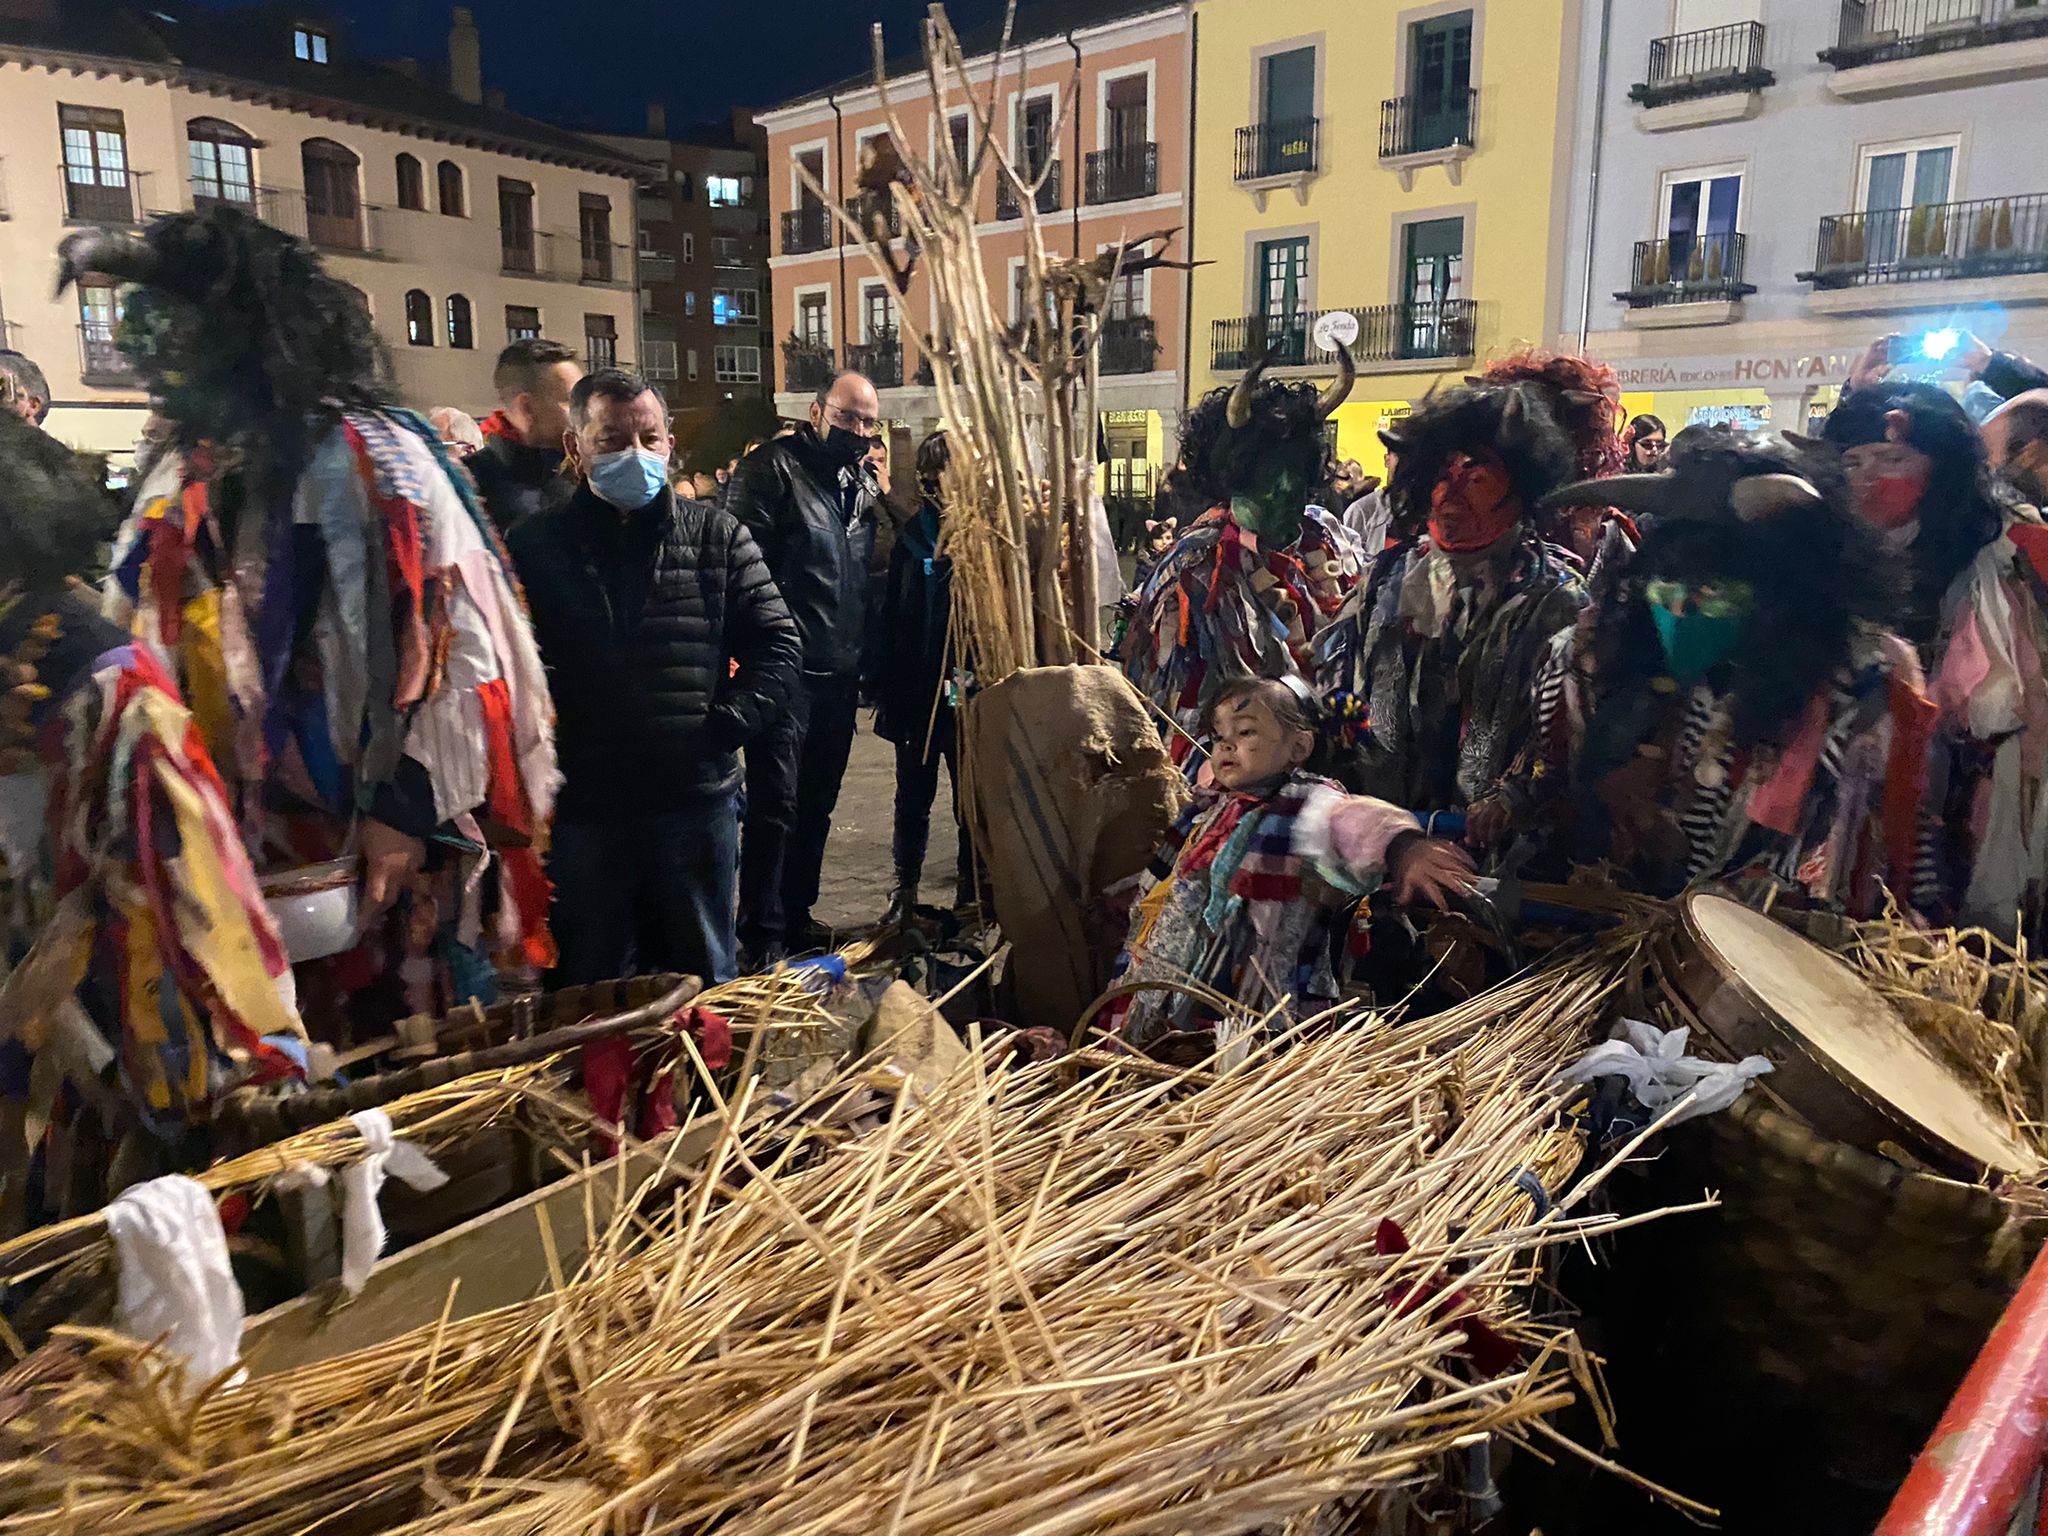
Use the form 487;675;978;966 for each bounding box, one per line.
237;1118;724;1377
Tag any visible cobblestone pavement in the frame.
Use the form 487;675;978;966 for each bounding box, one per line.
810;720;963;936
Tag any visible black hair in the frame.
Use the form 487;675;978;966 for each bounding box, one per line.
1822;381;2013;641
1207;675;1319;737
492;337;579;400
569;368;666;429
1177;378;1332;513
1627;413;1666;443
914;428;951;504
1382;383;1579;539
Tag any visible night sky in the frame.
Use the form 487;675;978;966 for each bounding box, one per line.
185;0;1018;135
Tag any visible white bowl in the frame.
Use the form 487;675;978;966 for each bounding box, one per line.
261;858;360;963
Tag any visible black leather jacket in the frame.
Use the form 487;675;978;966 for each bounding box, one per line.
722;427;879;678
468;431;573;535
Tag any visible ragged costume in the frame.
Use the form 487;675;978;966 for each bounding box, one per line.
1121;351;1362;758
1824;384;2048;937
1314;382;1585;820
64;207;558;1041
1536;430;1937;916
0;407;300;1231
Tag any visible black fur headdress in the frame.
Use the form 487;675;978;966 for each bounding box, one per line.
1177;347;1354;512
1378;382;1578;539
0;409;119;595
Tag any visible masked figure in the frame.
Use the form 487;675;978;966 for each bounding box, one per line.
1824;383;2048;934
63;208;557;1039
1313;383;1584;841
1121;351;1361;760
0;405;304;1229
1479;350;1635;581
1537;431;1936;916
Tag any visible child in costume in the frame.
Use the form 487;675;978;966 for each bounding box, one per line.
1106;677;1475;1063
1122;351;1362;759
61;207;557;1038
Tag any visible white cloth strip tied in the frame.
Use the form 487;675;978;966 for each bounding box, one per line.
1556;1019;1773;1127
104;1174;244;1394
337;1107;447;1294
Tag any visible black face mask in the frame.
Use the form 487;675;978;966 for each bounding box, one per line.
822;423;873;467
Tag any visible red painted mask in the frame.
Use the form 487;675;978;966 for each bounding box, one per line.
1428;451;1519;552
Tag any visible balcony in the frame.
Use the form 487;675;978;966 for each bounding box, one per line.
1631;22;1774;118
1233;118;1319;185
1211;300;1478;372
499;230;628;284
1379;92;1477;188
783;338;836;394
639;249;677;283
846;334;903;388
1105;459;1156;505
1802;194;2048;305
996;162;1062;220
1822;0;2048;69
1619;234;1756;324
260;186;383;255
844;192;902;239
1100;315;1159;376
78;321;136;386
60;165;154;225
781;205;834;255
1085;143;1159;204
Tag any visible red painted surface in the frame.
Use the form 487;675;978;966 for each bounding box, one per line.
1877;1244;2048;1536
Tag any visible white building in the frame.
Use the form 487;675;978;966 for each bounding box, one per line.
0;1;649;470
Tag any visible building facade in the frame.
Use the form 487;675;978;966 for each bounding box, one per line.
0;1;645;469
595;107;773;464
758;0;1194;509
1185;0;1587;475
1559;0;2048;435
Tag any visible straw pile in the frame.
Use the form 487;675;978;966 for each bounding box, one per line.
0;944;1687;1535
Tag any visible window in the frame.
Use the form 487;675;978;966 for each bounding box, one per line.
644;340;679;380
1256;236;1311;354
292;26;329;64
1109;266;1144;321
684;290;697;317
505;304;541;342
1016;92;1055;178
301;138;364;249
436;159;465;217
579;193;614;281
796;290;830;347
711;235;743;267
796;148;826;210
187;117;256;209
707;174;743;207
682;231;696;264
712;287;759;326
60;104;132;222
686;347;700;381
1858;137;1959;267
948;112;972;170
446;293;474;349
1260;47;1316;129
76;278;127;381
714;344;761;382
862;284;896;342
499;177;536;272
585;313;618;369
395;151;425;210
1658;164;1742;281
1401;218;1464;356
405;289;435;346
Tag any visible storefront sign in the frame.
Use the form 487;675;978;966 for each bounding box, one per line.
1103;409;1150;425
1612;350;1867;391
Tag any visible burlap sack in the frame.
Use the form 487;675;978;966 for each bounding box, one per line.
963;666;1186;1034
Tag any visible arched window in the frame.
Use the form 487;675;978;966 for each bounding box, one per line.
405;289;434;347
300;138;363;249
187;117;256;208
436;158;465;217
395;152;424;211
445;293;474;349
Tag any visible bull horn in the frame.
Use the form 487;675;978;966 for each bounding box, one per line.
1378;428;1409;453
1227;349;1271;429
1729;472;1823;522
55;227;154;296
1316;340;1356;420
1542;472;1677;517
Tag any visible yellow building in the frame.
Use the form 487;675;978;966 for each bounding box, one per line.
1186;0;1585;476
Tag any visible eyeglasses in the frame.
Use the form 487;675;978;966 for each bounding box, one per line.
824;401;882;434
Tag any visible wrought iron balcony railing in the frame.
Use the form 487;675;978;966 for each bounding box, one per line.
1105;460;1157;504
1620;233;1756;306
1823;0;2048;67
1212;299;1478;371
996;162;1062;219
780;204;833;255
1631;21;1774;105
846;335;903;388
783;338;837;393
1234;117;1319;181
1380;91;1478;158
1099;315;1159;376
60;164;154;224
260;185;384;254
1803;193;2048;287
844;192;902;238
78;320;136;385
1085;142;1159;204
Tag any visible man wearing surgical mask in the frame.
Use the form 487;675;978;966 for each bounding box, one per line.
508;369;801;986
724;370;884;964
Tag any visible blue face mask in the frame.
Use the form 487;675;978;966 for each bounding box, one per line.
586;446;669;510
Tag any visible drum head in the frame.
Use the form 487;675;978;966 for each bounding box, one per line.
1686;894;2038;1178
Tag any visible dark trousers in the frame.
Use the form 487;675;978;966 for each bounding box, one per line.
892;735;974;895
739;673;860;946
549;797;739;988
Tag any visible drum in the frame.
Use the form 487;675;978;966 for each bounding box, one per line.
1663;892;2038;1181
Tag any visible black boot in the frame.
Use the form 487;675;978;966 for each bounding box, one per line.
883;872;920;927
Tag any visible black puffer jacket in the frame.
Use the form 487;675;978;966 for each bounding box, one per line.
469;430;573;534
508;485;800;819
868;503;956;756
722;427;879;678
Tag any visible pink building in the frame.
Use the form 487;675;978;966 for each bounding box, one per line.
757;0;1192;511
